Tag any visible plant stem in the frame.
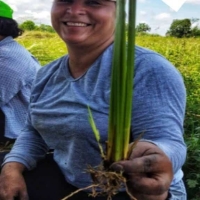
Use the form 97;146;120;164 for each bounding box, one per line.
107;0;137;162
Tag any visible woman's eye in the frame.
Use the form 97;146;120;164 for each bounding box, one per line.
86;0;101;6
53;0;103;6
54;0;73;4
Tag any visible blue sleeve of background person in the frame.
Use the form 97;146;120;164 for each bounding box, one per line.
0;37;41;107
0;37;41;138
132;47;186;181
2;82;33;139
2;58;65;170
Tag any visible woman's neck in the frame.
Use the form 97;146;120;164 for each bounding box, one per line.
67;37;114;79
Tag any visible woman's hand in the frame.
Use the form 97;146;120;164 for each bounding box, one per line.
0;163;28;200
111;141;173;200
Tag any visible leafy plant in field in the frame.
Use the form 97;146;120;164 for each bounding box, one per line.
183;126;200;200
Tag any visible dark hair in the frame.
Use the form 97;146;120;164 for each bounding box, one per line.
0;17;23;38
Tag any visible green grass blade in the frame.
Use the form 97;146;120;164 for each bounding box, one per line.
107;0;127;162
88;107;105;159
107;0;137;162
123;0;137;159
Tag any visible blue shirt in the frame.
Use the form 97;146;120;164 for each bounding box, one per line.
3;44;186;195
0;36;41;139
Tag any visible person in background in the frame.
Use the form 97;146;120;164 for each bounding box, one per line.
0;0;41;147
0;0;187;200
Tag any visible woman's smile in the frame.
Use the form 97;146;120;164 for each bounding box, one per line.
63;22;90;27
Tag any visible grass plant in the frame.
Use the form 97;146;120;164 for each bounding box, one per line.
107;0;136;163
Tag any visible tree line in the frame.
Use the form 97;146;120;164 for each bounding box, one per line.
19;20;55;33
20;18;200;38
136;18;200;38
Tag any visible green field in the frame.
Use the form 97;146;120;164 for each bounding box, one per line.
17;31;200;199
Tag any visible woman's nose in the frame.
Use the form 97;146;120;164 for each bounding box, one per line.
66;2;85;15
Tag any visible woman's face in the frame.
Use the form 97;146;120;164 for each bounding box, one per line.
51;0;116;47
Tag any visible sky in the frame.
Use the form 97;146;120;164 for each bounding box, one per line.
5;0;200;36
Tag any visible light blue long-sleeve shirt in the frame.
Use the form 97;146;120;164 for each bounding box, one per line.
3;44;186;195
0;36;41;139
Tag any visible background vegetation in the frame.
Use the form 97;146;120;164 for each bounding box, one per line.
16;28;200;199
20;18;200;38
136;35;200;200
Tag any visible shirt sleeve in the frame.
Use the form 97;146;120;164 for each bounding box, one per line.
2;82;32;139
0;58;39;107
2;110;49;170
131;52;186;174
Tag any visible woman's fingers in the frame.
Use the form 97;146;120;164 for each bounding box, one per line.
110;142;173;196
116;153;171;174
111;157;172;195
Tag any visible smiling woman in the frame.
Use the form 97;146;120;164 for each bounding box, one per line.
0;0;187;200
51;0;116;61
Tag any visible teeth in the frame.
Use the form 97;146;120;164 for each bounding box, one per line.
67;22;87;27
